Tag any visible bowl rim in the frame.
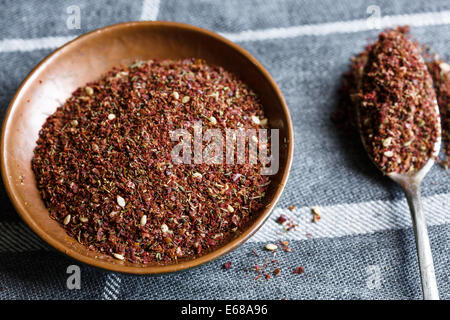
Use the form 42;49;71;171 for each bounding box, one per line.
0;20;294;274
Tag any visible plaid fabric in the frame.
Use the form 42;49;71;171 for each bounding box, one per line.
0;0;449;300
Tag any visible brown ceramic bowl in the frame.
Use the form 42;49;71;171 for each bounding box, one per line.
1;21;293;274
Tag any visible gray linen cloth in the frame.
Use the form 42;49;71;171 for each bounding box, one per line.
0;0;449;300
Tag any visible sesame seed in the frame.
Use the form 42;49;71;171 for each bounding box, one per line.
85;87;94;96
192;172;202;179
140;215;147;226
63;215;71;225
113;253;124;260
382;137;392;147
117;195;126;207
209;116;217;125
251;115;260;125
440;62;450;73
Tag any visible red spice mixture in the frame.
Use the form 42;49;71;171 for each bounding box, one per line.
358;28;439;173
32;59;270;264
426;59;450;169
333;27;447;174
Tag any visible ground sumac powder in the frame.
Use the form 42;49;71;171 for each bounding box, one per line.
32;58;270;264
334;27;441;174
426;59;450;169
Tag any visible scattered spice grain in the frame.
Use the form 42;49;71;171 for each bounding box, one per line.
276;214;287;224
293;266;304;274
311;206;321;223
280;240;292;252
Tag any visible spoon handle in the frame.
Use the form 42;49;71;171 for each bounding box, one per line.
404;185;439;300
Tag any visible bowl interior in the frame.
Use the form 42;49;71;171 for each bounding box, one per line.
1;21;293;274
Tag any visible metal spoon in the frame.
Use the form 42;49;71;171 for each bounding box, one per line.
357;99;441;300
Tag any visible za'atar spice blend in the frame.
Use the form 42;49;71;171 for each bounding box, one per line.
426;59;450;169
359;29;439;174
334;27;441;174
32;58;271;264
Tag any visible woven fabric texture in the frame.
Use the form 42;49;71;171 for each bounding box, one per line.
0;0;449;300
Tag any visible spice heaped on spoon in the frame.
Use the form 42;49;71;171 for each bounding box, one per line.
356;28;441;300
358;29;440;174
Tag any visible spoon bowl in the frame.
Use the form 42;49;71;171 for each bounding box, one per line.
358;97;442;300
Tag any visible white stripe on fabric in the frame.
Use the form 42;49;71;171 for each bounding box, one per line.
0;0;160;53
140;0;160;21
221;10;450;42
101;273;122;300
249;192;450;242
0;10;450;53
0;36;75;53
0;193;448;251
1;10;450;53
